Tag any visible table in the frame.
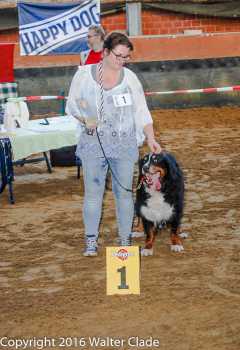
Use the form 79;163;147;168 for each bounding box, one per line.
0;115;78;204
3;115;78;161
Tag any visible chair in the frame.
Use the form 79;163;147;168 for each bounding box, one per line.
0;82;18;118
0;137;14;204
0;82;52;172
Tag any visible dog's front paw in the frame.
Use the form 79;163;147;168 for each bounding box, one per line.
171;244;184;252
141;248;153;256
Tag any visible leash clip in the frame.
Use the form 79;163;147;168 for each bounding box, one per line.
135;177;144;192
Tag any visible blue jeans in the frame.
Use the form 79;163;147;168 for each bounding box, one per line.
81;157;135;245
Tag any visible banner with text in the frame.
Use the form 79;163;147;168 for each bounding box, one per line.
18;1;100;55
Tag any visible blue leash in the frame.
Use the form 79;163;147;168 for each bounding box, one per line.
0;137;14;204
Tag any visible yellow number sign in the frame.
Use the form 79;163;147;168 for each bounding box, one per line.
106;246;140;295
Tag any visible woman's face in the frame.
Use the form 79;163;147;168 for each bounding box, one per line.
103;44;131;70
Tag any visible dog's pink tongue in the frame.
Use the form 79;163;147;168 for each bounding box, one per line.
151;173;161;191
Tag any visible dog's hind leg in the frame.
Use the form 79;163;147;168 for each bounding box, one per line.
179;232;188;239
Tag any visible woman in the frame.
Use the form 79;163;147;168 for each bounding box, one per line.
66;32;162;256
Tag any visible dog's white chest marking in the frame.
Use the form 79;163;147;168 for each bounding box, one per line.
141;190;174;225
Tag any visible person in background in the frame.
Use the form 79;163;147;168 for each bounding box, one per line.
80;25;105;65
67;32;162;257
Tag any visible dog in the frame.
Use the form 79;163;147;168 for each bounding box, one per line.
135;152;187;256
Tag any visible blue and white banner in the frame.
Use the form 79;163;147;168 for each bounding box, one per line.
18;1;100;55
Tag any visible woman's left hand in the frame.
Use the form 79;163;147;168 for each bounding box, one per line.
147;138;162;153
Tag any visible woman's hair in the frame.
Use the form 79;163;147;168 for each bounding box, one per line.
88;25;105;41
103;32;134;51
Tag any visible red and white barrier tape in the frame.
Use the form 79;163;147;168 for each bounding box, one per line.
7;85;240;102
145;85;240;96
8;95;65;102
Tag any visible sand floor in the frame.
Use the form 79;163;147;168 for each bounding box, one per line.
0;106;240;350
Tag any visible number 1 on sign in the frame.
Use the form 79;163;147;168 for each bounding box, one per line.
117;266;129;289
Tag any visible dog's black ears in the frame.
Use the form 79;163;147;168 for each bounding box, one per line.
164;153;179;180
138;157;144;175
138;154;150;174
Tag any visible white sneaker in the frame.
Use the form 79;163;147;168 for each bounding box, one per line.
83;250;98;257
83;236;98;257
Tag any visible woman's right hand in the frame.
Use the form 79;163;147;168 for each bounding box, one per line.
85;118;97;129
73;115;86;125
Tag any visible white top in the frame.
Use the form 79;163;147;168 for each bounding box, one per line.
66;64;153;148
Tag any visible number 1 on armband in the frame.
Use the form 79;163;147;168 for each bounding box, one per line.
106;246;140;295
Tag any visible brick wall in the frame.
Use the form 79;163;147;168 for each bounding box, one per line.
0;29;17;42
100;9;240;35
101;12;127;32
141;10;240;35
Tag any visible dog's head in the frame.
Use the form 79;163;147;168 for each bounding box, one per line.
139;152;181;191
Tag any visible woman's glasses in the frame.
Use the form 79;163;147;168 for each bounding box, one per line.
111;49;131;61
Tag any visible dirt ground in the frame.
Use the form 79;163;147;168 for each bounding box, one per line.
0;106;240;350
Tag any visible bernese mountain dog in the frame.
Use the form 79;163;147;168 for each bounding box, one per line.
135;152;187;256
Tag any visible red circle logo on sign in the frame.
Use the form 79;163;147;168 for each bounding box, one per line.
116;248;129;261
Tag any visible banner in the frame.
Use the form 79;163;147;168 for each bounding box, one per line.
18;1;100;56
0;44;15;82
